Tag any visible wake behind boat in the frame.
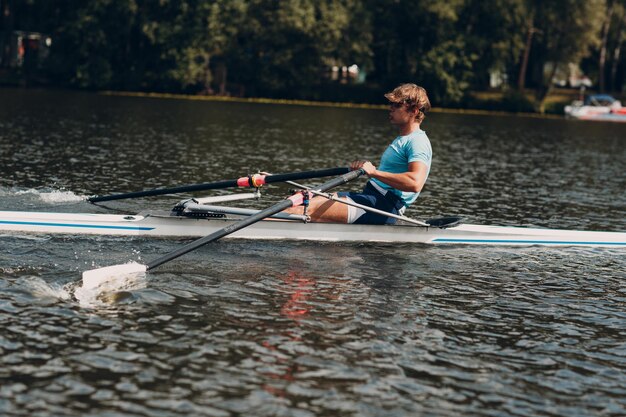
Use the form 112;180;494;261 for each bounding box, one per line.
1;206;625;247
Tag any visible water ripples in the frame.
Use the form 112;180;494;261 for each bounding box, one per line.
0;89;625;416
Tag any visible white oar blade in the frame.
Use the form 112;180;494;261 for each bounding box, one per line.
82;262;147;290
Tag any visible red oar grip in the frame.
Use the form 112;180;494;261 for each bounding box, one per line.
236;174;267;187
251;175;266;187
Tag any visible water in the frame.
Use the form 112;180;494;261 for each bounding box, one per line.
0;88;625;416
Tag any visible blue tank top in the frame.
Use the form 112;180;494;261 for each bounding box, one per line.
371;129;432;207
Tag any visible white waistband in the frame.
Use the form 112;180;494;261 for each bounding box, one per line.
369;180;406;214
368;180;388;195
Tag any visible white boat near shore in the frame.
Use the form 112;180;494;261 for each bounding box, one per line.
564;94;626;122
1;210;625;247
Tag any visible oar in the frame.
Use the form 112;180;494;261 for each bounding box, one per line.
82;169;365;289
283;179;430;226
283;178;463;229
88;167;350;203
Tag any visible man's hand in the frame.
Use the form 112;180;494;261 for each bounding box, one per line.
350;160;377;176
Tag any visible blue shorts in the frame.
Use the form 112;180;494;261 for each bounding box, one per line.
337;181;405;225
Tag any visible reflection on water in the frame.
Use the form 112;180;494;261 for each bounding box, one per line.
0;88;625;416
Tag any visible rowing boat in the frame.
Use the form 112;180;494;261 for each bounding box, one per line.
5;166;626;291
6;168;622;292
2;209;625;247
4;167;625;251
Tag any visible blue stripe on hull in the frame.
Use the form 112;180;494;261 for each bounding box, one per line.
0;220;155;231
432;238;626;246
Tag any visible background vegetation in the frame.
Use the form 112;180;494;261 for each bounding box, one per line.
2;0;625;112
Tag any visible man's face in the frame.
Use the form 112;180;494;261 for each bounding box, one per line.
388;102;416;125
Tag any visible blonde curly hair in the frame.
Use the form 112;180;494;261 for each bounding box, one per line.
384;84;431;124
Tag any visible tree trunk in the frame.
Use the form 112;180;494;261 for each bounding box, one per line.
214;60;227;95
518;17;535;91
610;10;625;91
536;62;559;113
1;0;14;69
599;1;615;93
386;40;393;82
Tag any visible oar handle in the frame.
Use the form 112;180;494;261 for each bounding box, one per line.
145;168;364;270
88;167;350;203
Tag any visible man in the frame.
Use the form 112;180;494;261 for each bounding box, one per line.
289;83;432;224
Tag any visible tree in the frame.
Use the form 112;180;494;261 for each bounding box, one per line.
598;0;615;92
138;0;246;93
0;0;15;69
224;0;372;98
5;0;620;108
366;0;476;104
529;0;605;111
459;0;527;90
608;1;626;91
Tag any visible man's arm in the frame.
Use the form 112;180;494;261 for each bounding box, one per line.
350;160;428;193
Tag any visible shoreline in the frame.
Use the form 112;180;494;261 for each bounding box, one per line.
99;90;565;120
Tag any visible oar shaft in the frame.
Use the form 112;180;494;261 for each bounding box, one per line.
146;199;293;270
88;167;350;203
146;169;364;270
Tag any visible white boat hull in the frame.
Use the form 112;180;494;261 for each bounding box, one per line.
564;98;626;122
566;110;626;122
1;211;625;247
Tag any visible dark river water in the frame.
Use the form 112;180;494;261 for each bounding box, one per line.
0;88;625;417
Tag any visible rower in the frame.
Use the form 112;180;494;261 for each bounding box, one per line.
286;83;432;224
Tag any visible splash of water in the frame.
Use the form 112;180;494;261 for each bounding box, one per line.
16;188;86;204
0;186;85;204
18;276;73;301
74;270;148;308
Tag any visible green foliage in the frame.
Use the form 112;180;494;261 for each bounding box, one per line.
459;0;527;87
3;0;625;106
224;0;371;98
542;99;569;115
420;37;476;105
524;0;606;109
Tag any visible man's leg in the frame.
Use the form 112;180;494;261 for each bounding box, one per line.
284;194;349;223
